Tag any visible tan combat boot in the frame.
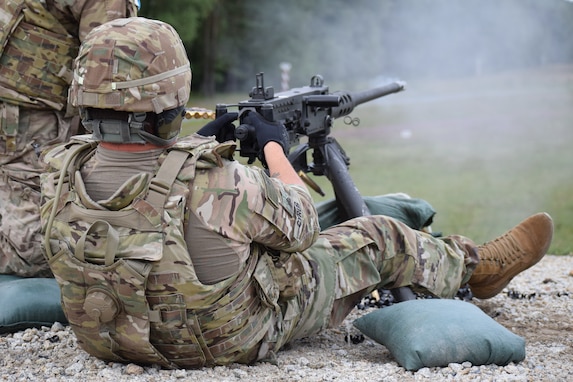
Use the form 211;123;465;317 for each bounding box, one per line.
468;212;554;299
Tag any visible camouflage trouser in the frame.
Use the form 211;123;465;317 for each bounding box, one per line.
268;215;479;353
0;103;73;277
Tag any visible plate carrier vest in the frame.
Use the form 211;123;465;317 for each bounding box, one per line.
0;0;79;110
41;135;281;368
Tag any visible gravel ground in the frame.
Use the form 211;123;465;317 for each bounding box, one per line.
1;254;571;382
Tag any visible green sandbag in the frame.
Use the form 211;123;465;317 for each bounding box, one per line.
0;274;67;333
353;299;526;371
316;194;436;231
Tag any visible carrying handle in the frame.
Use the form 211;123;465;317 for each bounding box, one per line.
75;220;120;266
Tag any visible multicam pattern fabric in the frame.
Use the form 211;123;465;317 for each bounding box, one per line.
40;133;480;369
0;0;76;110
0;0;137;277
69;17;191;114
0;107;63;277
0;0;139;110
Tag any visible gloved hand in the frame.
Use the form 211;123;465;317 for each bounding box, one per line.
242;111;289;164
196;112;238;142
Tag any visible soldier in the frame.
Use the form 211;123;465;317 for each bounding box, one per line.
0;0;139;277
40;17;553;368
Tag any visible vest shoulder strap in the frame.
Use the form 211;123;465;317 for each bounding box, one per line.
145;149;190;209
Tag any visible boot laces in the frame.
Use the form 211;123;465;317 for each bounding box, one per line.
479;232;523;267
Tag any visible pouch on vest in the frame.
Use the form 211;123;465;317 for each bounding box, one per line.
0;102;19;153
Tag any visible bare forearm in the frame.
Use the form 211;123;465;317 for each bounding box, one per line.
263;142;307;189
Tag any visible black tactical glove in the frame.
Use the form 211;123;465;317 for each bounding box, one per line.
242;111;289;166
196;112;238;142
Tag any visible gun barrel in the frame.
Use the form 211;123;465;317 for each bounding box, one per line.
354;81;405;105
331;80;405;118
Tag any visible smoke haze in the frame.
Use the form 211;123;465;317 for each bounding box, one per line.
234;0;572;89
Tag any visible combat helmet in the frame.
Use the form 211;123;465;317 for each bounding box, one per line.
69;17;192;146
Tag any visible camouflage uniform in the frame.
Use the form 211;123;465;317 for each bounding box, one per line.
0;0;138;277
41;133;480;368
40;16;481;369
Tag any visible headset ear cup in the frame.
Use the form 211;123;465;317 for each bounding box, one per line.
150;106;185;141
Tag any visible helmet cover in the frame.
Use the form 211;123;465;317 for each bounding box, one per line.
69;17;191;114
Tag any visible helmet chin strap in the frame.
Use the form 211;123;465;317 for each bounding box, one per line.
137;130;177;147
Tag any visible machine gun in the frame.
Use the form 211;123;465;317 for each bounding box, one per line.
216;72;417;302
216;72;405;220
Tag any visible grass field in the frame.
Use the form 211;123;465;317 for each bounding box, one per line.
183;65;573;255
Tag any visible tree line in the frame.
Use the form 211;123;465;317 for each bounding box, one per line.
139;0;573;97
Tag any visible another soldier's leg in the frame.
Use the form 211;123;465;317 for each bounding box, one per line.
0;107;69;277
0;175;49;277
299;215;479;333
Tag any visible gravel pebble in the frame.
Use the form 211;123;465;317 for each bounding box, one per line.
1;255;571;381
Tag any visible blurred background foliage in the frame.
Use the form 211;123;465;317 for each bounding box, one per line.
139;0;573;96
